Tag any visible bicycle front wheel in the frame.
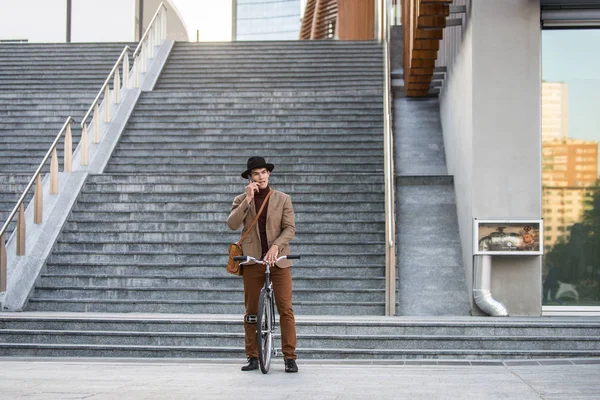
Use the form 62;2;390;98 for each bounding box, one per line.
256;288;274;374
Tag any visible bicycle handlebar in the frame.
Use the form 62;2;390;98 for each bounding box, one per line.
233;255;300;263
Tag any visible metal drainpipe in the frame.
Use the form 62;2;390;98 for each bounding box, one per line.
473;255;509;317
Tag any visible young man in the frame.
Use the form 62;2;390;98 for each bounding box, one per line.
227;156;298;373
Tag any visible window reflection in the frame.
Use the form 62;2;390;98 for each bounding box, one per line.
542;30;600;306
236;0;301;40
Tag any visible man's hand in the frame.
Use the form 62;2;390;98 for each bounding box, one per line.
245;181;259;204
264;245;279;264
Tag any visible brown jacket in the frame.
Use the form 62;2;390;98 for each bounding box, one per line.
227;189;296;268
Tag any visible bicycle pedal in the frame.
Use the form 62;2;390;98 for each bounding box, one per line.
274;349;283;357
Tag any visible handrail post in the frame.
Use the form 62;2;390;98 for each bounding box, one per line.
16;204;25;256
64;123;72;172
141;45;147;73
114;69;121;104
34;175;43;224
81;123;89;165
162;9;167;39
103;86;111;123
149;26;155;59
93;104;101;143
123;53;130;89
133;57;140;88
0;233;6;292
50;148;59;195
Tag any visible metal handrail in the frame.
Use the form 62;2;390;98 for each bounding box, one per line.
80;45;130;128
133;2;167;57
0;117;74;241
381;0;396;316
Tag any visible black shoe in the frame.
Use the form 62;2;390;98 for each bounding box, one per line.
241;357;258;371
285;359;298;373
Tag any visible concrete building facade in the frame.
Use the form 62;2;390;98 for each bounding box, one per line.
0;0;188;43
542;82;569;142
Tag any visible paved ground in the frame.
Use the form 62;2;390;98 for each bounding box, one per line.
0;358;599;399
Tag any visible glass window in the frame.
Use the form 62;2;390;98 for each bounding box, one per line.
542;29;600;307
236;0;301;40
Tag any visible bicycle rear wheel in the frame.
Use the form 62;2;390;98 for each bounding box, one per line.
256;288;274;374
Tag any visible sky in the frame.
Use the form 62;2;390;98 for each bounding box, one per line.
170;0;232;41
542;29;600;145
0;0;233;42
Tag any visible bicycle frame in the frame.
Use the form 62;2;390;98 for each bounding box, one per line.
233;254;299;373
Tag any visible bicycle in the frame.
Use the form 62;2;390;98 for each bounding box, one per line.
233;254;300;374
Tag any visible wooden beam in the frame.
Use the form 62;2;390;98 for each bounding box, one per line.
418;15;446;28
406;82;432;91
416;29;443;40
414;39;439;51
420;4;450;16
405;89;431;97
411;59;436;68
420;0;453;4
412;50;438;59
408;75;433;83
410;67;435;76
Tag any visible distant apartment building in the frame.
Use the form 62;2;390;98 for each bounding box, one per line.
542;81;569;142
542;139;598;188
542;139;598;248
233;0;301;40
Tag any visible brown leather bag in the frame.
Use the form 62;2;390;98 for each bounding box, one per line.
226;190;273;276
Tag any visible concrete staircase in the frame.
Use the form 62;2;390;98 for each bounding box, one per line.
2;41;598;360
390;24;470;316
1;313;598;359
394;97;471;316
26;41;387;317
0;43;135;238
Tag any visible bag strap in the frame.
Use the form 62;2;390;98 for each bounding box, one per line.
237;190;273;245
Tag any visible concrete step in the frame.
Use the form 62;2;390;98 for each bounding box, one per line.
2;314;599;337
47;252;384;267
61;220;383;233
3;329;597;351
66;211;384;223
152;83;381;90
84;173;384;184
1;314;598;359
120;121;383;129
114;132;383;141
129;105;383;113
125;115;383;122
101;164;383;174
38;275;384;289
25;300;383;315
50;242;385;254
41;263;386;278
56;231;383;243
30;285;384;302
79;182;384;194
74;191;383;203
70;201;383;213
110;142;384;151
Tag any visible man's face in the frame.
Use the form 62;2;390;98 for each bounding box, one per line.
250;168;270;190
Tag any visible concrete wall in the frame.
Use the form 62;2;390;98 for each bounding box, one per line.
143;0;189;42
440;0;542;316
0;0;187;43
0;0;65;42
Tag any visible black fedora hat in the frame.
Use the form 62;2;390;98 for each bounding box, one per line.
241;156;275;179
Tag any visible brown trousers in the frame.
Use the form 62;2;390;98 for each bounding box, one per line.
243;264;297;360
